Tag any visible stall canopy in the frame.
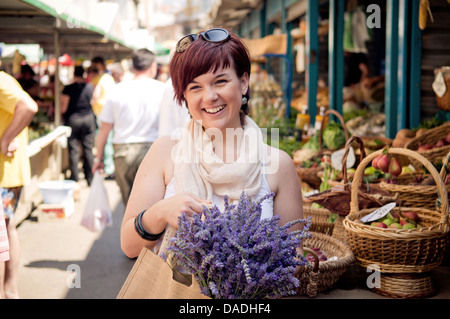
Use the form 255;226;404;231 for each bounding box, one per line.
0;0;134;59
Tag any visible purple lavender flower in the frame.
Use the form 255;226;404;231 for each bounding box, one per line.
168;191;311;299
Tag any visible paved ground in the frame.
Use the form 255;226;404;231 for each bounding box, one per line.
17;179;135;299
15;177;450;299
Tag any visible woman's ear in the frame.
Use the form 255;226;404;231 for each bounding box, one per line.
240;72;249;95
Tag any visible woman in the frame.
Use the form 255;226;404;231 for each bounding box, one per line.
121;28;303;260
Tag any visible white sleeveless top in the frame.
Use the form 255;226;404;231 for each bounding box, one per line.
163;172;274;220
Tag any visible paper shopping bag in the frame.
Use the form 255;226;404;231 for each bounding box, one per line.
117;247;209;299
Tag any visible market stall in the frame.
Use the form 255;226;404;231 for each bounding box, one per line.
0;0;134;223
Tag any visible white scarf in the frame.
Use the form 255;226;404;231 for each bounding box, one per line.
173;115;264;202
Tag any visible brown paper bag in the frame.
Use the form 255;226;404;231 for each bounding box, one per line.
117;247;210;299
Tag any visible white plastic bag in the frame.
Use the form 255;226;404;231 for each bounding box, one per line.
81;172;113;232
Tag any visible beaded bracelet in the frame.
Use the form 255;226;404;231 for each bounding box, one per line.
134;210;165;241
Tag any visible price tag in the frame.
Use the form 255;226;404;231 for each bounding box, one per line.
432;72;447;98
331;146;355;171
360;202;396;223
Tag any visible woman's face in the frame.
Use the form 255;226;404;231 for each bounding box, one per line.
184;65;249;131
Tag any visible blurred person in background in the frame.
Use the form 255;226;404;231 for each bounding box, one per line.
60;66;96;186
158;78;190;139
0;64;38;298
92;49;164;206
90;56;116;179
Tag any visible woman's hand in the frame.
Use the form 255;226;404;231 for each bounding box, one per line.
157;192;212;229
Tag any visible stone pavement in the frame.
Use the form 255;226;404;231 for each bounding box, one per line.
15;177;450;299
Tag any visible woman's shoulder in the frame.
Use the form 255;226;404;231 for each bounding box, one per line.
142;135;178;183
265;144;295;173
151;135;178;154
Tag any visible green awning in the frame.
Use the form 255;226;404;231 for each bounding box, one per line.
21;0;133;50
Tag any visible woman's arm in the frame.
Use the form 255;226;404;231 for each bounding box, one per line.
120;136;210;258
270;147;303;227
269;147;305;275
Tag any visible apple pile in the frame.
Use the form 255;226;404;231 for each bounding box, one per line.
305;247;328;262
417;132;450;152
355;211;422;229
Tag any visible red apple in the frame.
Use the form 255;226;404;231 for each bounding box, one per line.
401;211;419;223
376;222;388;228
390;211;400;220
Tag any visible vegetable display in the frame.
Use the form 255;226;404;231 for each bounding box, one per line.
167;192;312;299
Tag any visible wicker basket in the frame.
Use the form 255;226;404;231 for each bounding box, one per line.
343;148;450;274
296;232;354;297
295;109;350;190
371;272;437;299
379;152;450;210
302;202;334;236
434;66;450;111
305;137;396;242
405;122;450;169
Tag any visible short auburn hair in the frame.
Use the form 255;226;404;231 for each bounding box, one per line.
169;28;251;120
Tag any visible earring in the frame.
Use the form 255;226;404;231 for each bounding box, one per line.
241;96;248;104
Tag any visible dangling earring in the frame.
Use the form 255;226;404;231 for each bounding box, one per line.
241;96;248;105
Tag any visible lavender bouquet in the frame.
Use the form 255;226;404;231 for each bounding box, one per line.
167;191;311;299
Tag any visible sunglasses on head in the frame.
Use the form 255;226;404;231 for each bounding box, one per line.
176;28;230;53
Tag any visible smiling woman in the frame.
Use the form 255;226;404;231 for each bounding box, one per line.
120;29;304;277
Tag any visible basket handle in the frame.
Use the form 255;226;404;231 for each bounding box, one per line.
303;247;319;272
342;136;366;185
350;148;449;224
440;150;450;182
318;109;350;152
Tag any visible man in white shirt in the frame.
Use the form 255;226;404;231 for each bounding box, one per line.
93;49;165;206
158;78;190;139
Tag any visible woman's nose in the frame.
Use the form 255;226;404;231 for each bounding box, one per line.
202;86;219;103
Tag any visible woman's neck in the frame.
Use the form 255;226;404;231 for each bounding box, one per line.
210;126;244;163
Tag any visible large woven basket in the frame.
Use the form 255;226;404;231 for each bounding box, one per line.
379;151;450;210
296;232;354;297
404;122;450;169
343;148;450;274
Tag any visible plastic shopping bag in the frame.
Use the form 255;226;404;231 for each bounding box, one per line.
81;172;113;232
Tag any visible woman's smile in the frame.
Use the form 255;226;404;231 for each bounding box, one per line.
203;105;225;114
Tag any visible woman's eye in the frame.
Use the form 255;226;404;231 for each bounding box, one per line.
188;85;201;90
